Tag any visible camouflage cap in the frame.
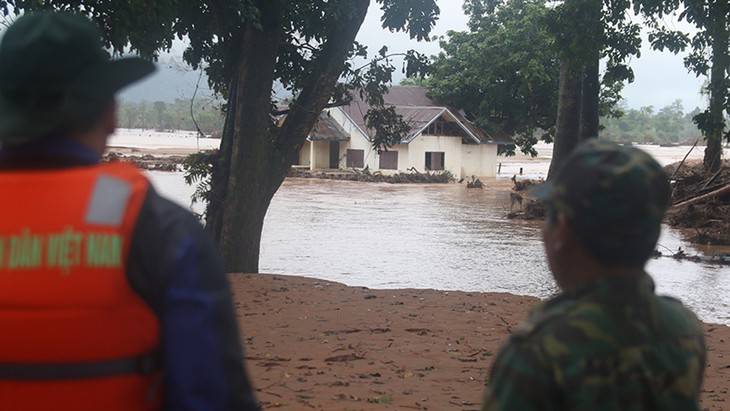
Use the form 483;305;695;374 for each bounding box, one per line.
531;139;671;267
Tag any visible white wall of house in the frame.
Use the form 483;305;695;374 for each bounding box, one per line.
405;134;463;177
310;141;331;169
461;143;499;178
329;108;361;138
328;108;379;170
305;108;503;179
298;143;311;167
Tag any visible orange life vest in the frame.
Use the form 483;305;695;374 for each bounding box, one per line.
0;162;163;411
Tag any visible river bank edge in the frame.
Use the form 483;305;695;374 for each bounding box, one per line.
230;273;730;411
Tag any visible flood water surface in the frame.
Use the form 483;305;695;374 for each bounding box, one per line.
260;178;730;325
260;179;554;295
148;173;730;326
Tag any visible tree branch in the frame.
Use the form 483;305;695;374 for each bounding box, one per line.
671;184;730;209
274;0;370;161
273;100;349;116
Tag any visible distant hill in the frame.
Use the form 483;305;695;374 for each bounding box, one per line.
119;55;293;104
119;56;215;104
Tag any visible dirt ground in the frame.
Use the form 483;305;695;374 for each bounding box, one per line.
231;274;730;411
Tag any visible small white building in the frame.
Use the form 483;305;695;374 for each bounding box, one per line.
296;86;513;180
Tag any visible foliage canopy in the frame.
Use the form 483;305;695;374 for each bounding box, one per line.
426;0;559;156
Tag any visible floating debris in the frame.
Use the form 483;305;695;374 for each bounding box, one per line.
465;175;483;189
103;152;183;171
667;159;730;245
653;247;730;265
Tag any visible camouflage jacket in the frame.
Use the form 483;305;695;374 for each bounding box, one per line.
482;273;706;411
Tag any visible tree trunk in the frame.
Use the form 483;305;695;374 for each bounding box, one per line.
205;77;237;244
579;53;600;141
703;0;729;173
208;0;371;272
213;1;285;273
705;123;723;173
548;59;583;179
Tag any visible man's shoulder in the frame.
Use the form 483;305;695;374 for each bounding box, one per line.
508;291;705;355
509;301;569;342
508;295;629;353
132;184;213;262
126;184;222;312
139;185;204;232
656;294;705;337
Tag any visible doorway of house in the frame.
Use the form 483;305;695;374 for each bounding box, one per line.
329;142;340;169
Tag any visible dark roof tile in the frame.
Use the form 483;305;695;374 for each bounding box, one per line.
340;86;513;144
309;112;350;141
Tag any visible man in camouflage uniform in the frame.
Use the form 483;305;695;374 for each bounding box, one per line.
482;139;706;410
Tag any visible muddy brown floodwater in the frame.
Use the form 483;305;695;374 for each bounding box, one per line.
140;142;729;326
149;169;730;326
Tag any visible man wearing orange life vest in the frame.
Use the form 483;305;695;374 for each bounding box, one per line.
0;11;259;410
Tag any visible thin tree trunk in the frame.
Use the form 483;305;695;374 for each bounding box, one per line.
703;0;729;173
705;124;723;173
580;53;600;141
205;76;237;243
548;59;582;179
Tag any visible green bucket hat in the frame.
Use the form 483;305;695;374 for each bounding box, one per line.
530;139;671;267
0;11;155;145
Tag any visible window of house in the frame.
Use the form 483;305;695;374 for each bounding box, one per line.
379;151;398;170
346;149;364;168
425;151;445;171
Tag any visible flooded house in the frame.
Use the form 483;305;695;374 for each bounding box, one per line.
295;86;513;179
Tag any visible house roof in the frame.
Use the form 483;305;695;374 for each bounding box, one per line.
309;112;350;141
340;86;513;145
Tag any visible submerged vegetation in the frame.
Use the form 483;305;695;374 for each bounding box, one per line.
667;159;730;245
508;158;730;246
287;167;455;184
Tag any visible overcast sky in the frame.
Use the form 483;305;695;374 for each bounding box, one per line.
122;1;708;112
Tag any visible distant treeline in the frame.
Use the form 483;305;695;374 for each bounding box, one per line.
119;98;224;135
599;100;709;145
120;97;716;146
